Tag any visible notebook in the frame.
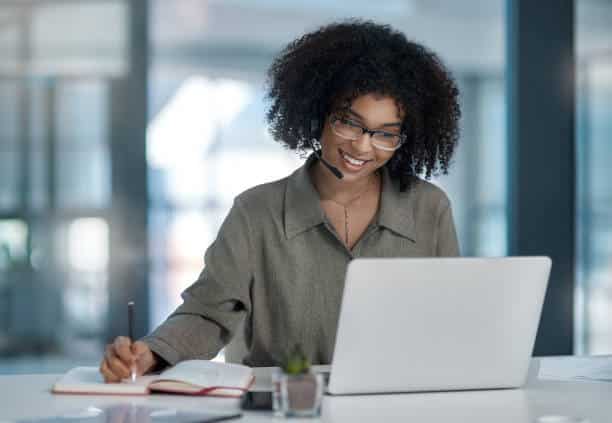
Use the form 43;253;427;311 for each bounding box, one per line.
52;360;254;397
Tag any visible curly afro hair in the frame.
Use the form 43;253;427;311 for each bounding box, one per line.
265;19;460;191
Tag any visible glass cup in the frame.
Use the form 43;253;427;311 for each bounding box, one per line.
272;368;324;418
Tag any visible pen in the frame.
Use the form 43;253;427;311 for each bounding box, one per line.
128;301;136;383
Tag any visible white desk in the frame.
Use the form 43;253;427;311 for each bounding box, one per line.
1;357;611;422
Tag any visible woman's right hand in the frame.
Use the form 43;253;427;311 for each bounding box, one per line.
99;336;157;383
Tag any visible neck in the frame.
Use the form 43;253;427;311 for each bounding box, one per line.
311;160;379;204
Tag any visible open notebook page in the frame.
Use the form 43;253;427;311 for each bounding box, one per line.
150;360;252;392
52;367;159;395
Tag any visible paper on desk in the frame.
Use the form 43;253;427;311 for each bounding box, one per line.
538;355;612;382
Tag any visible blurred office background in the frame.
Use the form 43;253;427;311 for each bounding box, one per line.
0;0;610;373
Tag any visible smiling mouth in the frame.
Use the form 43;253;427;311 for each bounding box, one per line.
339;149;372;167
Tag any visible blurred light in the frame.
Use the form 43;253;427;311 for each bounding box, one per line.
591;61;612;85
68;218;109;272
30;1;127;77
210;151;302;205
212;0;415;17
168;211;212;267
147;76;252;169
0;219;28;268
30;247;44;270
166;164;209;205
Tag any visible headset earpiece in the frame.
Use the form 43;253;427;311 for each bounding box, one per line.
306;115;343;179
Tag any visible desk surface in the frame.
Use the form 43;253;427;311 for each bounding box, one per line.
1;357;611;423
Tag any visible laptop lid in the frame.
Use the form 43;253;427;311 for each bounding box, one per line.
327;257;551;395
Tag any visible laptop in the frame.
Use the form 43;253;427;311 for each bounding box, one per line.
326;257;551;395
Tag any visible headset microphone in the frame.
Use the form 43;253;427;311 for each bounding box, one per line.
308;119;344;180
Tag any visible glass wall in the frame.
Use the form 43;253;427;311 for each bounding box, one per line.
575;0;612;355
147;0;508;348
0;0;127;373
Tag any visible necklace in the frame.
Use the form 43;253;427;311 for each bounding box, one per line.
324;174;379;247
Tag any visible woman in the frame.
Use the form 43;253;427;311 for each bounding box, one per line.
100;19;460;382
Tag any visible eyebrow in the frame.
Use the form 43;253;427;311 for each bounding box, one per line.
347;108;402;128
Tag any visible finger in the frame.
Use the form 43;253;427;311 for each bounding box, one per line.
101;355;124;383
105;344;131;379
131;342;152;375
113;336;134;363
131;341;149;356
101;360;120;383
100;358;121;383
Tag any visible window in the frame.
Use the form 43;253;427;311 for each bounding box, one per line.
576;0;612;354
0;0;127;369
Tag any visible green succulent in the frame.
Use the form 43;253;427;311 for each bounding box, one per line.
282;344;311;375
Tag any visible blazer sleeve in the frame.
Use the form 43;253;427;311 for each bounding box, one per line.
435;198;460;257
141;198;253;366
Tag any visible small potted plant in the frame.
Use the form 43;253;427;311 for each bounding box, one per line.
273;344;323;418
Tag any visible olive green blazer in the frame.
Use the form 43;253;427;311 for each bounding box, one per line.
142;155;459;367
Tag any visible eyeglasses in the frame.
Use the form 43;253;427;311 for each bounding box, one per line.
330;115;405;151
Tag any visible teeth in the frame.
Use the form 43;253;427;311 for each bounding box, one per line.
342;152;366;166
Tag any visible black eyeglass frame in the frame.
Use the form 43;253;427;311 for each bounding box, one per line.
329;115;406;152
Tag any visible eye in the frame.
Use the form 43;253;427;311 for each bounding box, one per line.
341;118;361;128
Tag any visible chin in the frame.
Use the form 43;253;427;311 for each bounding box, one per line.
339;165;381;183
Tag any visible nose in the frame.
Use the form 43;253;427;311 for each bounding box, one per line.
351;131;375;154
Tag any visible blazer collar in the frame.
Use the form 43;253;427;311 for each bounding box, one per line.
284;154;416;242
284;154;327;239
376;167;417;242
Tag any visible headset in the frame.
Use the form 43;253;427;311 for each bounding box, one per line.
306;114;344;179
